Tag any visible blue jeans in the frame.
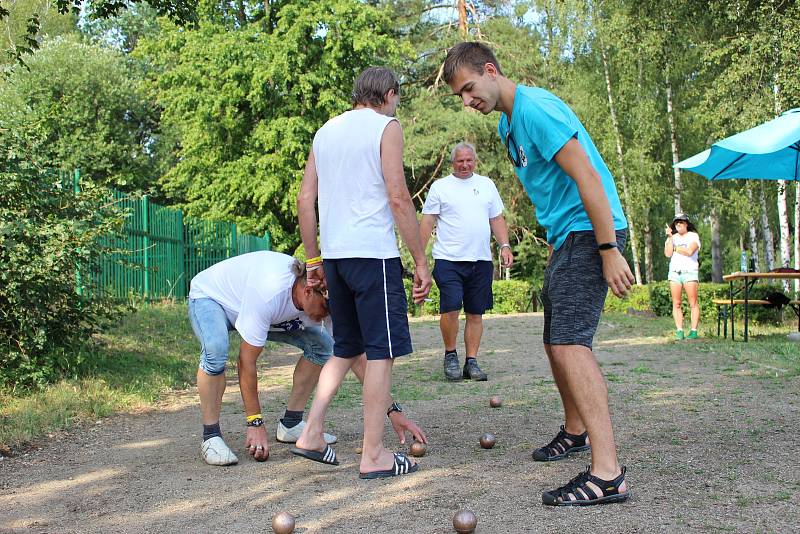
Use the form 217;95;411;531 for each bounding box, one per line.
188;298;333;375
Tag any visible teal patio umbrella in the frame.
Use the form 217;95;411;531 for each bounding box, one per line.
675;108;800;180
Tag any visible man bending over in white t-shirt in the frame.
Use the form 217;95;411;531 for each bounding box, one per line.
188;251;425;466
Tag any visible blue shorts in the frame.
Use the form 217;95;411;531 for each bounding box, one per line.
432;259;494;314
325;257;413;360
188;297;333;375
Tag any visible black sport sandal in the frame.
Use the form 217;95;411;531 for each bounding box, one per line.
542;466;630;506
532;425;590;461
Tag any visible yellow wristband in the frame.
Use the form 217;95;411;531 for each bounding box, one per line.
306;256;322;265
246;413;263;422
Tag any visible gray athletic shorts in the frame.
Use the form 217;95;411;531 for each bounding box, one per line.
541;229;628;349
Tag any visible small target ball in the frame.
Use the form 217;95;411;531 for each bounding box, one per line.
489;395;503;408
409;441;427;457
479;433;496;449
271;511;295;534
355;446;362;454
452;509;477;533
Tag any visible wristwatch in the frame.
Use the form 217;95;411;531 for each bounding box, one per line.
246;417;264;427
598;242;617;251
386;402;403;417
500;243;511;250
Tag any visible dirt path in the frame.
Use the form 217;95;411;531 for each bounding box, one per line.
2;314;799;533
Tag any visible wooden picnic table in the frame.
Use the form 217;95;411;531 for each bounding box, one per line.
721;272;800;341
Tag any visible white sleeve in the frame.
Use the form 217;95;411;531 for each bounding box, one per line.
691;232;701;249
234;291;272;347
421;183;441;215
488;181;504;218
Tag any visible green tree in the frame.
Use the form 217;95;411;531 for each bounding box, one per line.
137;0;408;252
0;36;160;189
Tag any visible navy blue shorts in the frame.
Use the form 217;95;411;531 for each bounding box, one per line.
432;259;494;315
325;257;413;360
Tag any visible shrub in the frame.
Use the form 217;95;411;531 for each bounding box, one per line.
648;281;786;325
0;167;128;390
404;278;533;316
604;284;652;313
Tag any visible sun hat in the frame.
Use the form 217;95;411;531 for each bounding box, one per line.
672;213;690;224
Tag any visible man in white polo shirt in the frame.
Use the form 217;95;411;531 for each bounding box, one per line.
295;67;432;479
420;142;513;382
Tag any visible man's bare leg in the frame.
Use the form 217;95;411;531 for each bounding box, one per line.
464;313;483;357
285;357;322;411
544;344;585;435
439;310;459;351
359;358;413;473
549;344;623;483
295;355;356;451
198;369;226;425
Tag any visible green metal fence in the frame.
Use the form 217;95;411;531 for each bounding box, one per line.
69;170;270;300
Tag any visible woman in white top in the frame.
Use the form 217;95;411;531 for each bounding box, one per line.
664;213;701;339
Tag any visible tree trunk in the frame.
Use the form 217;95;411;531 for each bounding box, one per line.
759;181;776;270
710;201;723;283
665;72;682;215
778;180;792;291
746;184;761;271
457;0;467;37
644;216;654;284
600;43;642;284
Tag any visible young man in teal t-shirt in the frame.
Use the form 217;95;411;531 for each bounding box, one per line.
444;42;635;506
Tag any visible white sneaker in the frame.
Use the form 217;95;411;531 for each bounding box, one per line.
276;420;337;445
201;436;238;466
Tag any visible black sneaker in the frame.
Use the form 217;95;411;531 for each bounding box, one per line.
462;358;488;381
443;351;461;381
532;425;590;462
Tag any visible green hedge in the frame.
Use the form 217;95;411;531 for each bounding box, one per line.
603;284;652;313
404;279;533;316
606;281;789;326
648;281;788;325
1;168;128;390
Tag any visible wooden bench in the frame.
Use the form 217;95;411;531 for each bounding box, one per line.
712;299;770;338
713;299;800;338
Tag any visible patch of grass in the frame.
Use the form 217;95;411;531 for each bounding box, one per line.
700;323;800;376
595;311;675;339
0;302;198;450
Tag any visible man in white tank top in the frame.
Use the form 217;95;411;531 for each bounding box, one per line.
295;67;432;478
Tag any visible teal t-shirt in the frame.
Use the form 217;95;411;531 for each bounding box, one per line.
497;85;627;250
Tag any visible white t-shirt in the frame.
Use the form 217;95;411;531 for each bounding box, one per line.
669;231;701;272
422;173;505;261
189;251;311;347
314;108;400;259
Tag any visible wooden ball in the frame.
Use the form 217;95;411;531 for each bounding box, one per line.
271;511;295;534
479;433;496;449
489;395;503;408
452;509;477;533
409;441;427;457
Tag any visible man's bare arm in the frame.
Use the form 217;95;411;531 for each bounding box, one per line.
554;138;633;297
420;213;437;251
381;121;431;302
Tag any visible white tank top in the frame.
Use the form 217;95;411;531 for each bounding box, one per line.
313;108;400;259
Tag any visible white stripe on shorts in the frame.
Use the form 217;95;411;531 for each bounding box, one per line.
382;259;394;358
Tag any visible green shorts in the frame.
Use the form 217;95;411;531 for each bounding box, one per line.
668;270;699;284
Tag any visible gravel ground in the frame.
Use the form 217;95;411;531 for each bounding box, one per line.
1;313;799;533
